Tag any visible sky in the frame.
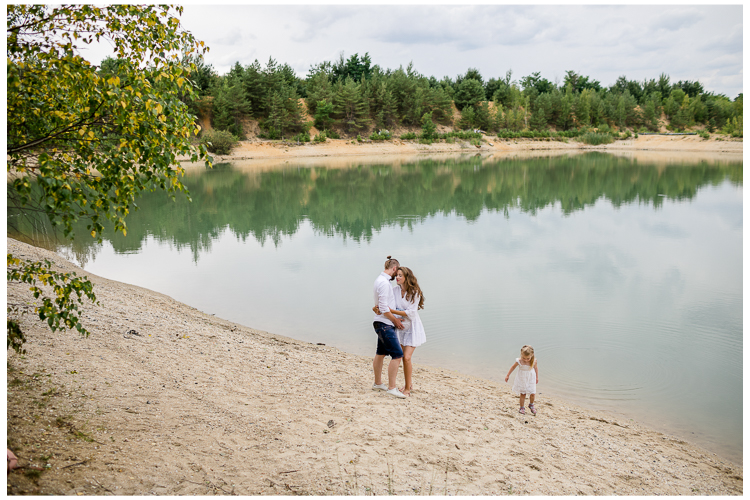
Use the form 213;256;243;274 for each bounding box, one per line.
155;3;744;98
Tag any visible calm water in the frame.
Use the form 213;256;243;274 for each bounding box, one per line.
9;152;743;463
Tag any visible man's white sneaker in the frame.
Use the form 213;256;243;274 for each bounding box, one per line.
372;383;388;391
386;388;407;399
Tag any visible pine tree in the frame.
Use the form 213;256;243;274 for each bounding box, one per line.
242;60;266;117
212;76;250;138
474;102;492;131
557;88;574;130
493;103;505;131
575;89;591;127
314;100;334;131
530;105;547;131
305;71;333;117
332;77;370;135
370;80;397;129
643;100;658;131
615;95;627;129
458;105;476;130
264;82;305;139
428;87;454;125
421;112;438;140
454;78;485;110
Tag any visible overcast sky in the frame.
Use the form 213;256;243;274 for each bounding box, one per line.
91;4;744;98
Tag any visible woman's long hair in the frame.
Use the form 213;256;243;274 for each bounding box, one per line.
399;266;425;310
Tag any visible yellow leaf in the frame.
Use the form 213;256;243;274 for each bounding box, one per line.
122;228;127;237
90;230;96;238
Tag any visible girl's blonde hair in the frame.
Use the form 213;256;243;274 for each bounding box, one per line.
520;345;535;368
398;266;425;309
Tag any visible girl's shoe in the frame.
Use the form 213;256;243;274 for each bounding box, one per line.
519;406;525;414
529;403;536;415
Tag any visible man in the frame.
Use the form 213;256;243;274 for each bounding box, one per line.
372;256;407;398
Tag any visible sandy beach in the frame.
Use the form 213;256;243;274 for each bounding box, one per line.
182;133;743;167
5;235;743;495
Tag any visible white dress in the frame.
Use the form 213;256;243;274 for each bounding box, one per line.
393;286;426;347
511;358;536;395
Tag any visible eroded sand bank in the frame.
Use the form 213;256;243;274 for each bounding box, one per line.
178;134;742;169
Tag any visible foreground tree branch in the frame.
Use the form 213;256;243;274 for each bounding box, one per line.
7;4;213;351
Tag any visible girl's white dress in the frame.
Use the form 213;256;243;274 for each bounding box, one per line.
393;286;426;347
511;358;536;395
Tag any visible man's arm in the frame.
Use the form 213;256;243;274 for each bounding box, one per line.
376;280;403;328
384;310;403;329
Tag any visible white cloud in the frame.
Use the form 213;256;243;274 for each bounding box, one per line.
79;4;739;97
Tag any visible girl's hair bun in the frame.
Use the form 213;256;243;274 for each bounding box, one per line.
386;255;392;259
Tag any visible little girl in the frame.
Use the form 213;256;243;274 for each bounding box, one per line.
505;345;538;415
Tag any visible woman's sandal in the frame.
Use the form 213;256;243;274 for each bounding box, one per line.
529;403;536;415
519;407;525;415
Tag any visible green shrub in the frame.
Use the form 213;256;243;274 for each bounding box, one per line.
314;131;327;142
400;132;417;140
496;129;520;139
698;130;710;140
421;112;438;140
558;129;583;138
443;130;483;140
579;132;614;145
200;129;238;155
326;129;341;139
292;131;311;143
370;129;392;141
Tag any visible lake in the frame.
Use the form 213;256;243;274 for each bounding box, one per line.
8;151;743;464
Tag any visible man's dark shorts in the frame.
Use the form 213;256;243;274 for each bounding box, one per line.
373;321;403;359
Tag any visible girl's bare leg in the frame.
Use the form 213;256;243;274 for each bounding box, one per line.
400;345;416;396
529;393;535;405
519;393;526;408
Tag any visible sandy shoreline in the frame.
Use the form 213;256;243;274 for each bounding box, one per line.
5;237;743;495
178;133;742;168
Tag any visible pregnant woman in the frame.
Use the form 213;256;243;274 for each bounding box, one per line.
374;266;426;397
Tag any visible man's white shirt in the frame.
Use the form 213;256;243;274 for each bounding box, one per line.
373;271;397;326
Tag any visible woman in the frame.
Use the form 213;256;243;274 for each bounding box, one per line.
373;266;426;397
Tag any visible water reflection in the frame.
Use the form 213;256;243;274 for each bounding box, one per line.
9;152;742;264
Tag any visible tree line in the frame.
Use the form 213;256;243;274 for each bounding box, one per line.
180;52;743;140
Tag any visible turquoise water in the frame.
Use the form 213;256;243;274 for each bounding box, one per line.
9;153;743;463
